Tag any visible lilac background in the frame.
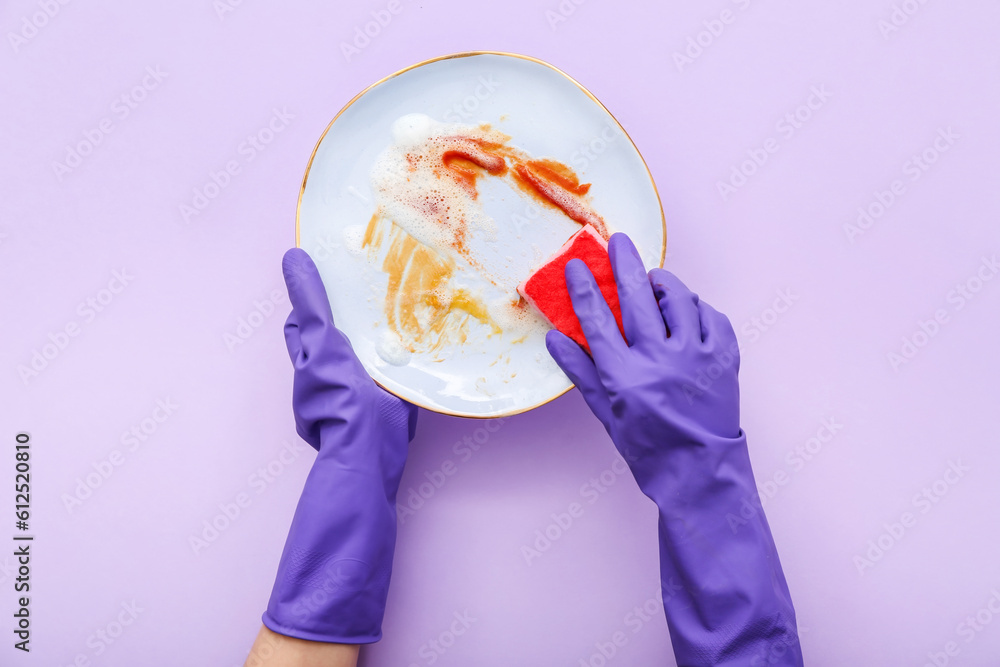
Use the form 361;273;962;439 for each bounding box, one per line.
3;1;1000;665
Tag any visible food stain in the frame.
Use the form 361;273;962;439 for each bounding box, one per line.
511;160;607;237
367;115;610;357
450;136;609;240
364;215;502;354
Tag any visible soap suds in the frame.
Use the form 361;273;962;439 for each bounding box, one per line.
363;113;611;361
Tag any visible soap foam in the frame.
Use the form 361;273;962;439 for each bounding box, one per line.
376;329;412;366
391;113;437;148
369;114;560;344
370;115;503;253
342;224;365;256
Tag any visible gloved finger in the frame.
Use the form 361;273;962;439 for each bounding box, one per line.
283;247;332;324
697;299;740;372
375;388;419;447
407;403;419;441
565;258;628;368
545;330;613;431
608;233;666;346
648;268;700;347
283;309;302;363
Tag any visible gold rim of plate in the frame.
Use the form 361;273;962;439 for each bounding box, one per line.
294;50;668;420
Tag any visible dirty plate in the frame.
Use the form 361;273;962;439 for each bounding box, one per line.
296;52;665;418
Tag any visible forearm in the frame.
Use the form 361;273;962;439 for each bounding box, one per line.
251;249;414;660
244;625;359;667
545;235;803;664
264;466;399;643
651;432;802;666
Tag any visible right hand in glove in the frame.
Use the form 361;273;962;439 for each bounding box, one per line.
545;233;803;666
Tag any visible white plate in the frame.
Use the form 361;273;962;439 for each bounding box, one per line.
297;52;665;418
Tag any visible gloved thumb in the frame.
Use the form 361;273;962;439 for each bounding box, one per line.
282;248;350;366
282;248;333;327
546;329;613;433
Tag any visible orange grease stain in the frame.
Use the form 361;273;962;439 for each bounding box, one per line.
365;215;501;353
511;162;608;237
368;125;609;352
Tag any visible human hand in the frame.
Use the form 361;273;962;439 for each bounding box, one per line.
282;246;416;457
545;233;803;666
545;233;741;499
262;248;417;644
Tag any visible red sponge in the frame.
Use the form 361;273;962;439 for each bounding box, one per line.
518;225;625;353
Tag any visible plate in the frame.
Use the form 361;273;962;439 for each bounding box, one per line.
296;52;665;418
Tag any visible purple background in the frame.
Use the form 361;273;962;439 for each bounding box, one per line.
3;1;1000;665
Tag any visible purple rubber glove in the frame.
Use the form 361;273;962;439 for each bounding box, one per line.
262;248;417;644
546;233;803;666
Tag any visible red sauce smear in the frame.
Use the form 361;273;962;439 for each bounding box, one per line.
438;137;509;199
440;137;508;175
513;161;608;238
405;130;609;240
